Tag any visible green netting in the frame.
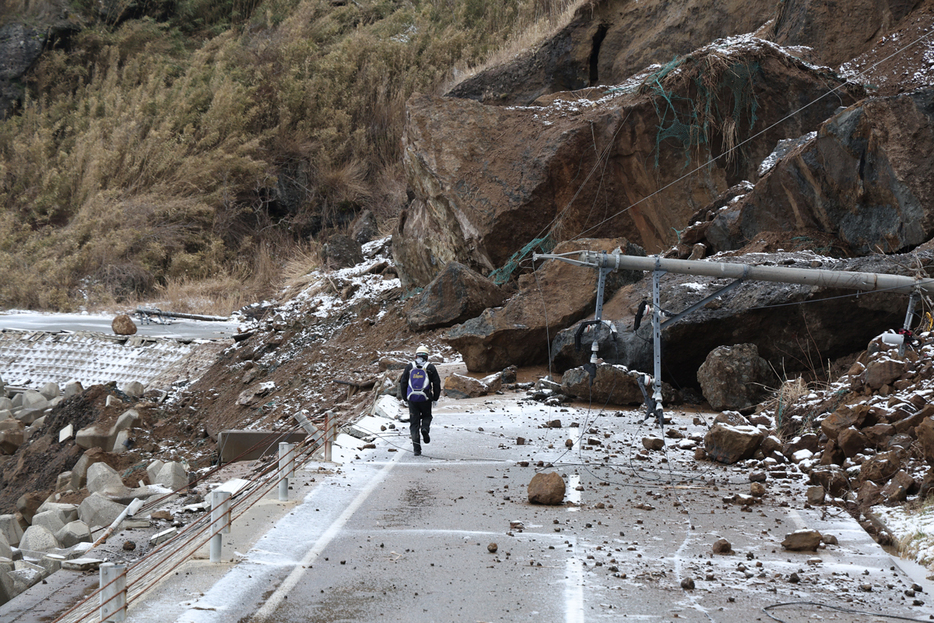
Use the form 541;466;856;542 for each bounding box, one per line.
642;57;761;169
488;234;556;286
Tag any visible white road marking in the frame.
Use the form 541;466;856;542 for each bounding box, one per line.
249;450;403;622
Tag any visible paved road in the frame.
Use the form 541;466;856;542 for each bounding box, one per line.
133;393;933;623
0;311;239;340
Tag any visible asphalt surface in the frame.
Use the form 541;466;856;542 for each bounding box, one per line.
118;389;934;623
0;312;239;340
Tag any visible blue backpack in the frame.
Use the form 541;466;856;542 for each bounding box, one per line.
407;365;430;402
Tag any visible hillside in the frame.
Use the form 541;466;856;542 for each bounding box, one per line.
0;0;581;310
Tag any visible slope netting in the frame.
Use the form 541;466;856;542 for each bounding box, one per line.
641;56;760;169
488;234;556;285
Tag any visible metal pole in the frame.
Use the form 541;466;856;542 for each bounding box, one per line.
99;562;126;622
278;442;294;501
533;252;934;295
209;490;231;563
652;261;664;426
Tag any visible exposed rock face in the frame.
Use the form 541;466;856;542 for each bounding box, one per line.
395;41;862;288
0;23;46;119
406;262;505;331
771;0;919;68
704;91;934;255
697;344;771;411
445;239;635;372
322;233;363;269
527;472;566;505
448;0;778;106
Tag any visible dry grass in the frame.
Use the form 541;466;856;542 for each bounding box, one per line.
0;0;579;311
447;0;589;90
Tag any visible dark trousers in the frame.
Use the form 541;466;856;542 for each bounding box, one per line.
408;400;432;453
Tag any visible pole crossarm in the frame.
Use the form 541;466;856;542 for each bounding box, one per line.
532;252;934;295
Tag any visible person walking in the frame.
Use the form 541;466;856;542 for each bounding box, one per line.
399;344;441;456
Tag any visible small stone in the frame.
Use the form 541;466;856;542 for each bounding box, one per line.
712;538;731;554
122;540;136;551
680;577;695;590
642;437;664;451
488;543;498;553
749;470;767;482
565;439;574;448
860;584;872;592
789;572;800;583
822;534;838;546
750;482;766;497
782;530;822;552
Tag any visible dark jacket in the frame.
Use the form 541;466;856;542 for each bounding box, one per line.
399;361;441;402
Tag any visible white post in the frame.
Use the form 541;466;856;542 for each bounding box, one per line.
278;442;294;501
99;562;126;622
209;490;231;563
324;412;332;463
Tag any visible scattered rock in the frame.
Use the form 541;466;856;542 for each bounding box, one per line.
527;472;566;505
781;530;822;552
112;315;137;336
703;424;765;464
712;539;732;554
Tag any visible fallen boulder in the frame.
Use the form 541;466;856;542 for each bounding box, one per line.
528;472;566;505
406;262;505;331
442;374;489;399
782;529;822;552
697;344;771;411
112;314;137;336
703;424;766;464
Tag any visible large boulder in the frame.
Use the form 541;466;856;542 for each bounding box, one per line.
322;233;363;269
697;344;772;411
579;251;915;389
704;424;766;464
395;40;862;288
528;472;566;505
560;363;679;406
407;262;505;331
705;90;934;256
445;238;636;372
442;374;489;399
112;314;137;336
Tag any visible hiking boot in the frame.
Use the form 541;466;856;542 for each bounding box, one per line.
423;431;430;444
414;450;421;456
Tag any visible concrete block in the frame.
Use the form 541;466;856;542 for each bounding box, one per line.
105;395;122;407
39;554;65;575
30;510;66;535
20;390;48;410
63;381;83;398
0;420;24;454
0;397;13;410
15;407;47;425
0;533;11;559
75;409;139;452
10;393;22;409
70;449;106;490
39;382;60;400
58;424;73;442
0;514;24;547
55;521;91;548
112;429;130;454
155;462;188;492
55;471;73;491
77;493;126;530
10;566;44;594
0;409;11;421
19;525;60;552
61;557;103;571
122;381;145;399
86;462;130;499
0;558;13;603
146;460;164;484
35;502;78;523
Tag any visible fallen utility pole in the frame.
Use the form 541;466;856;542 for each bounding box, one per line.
135;307;230;323
533;251;934;425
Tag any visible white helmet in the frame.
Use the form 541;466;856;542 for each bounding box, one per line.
416;345;430;357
